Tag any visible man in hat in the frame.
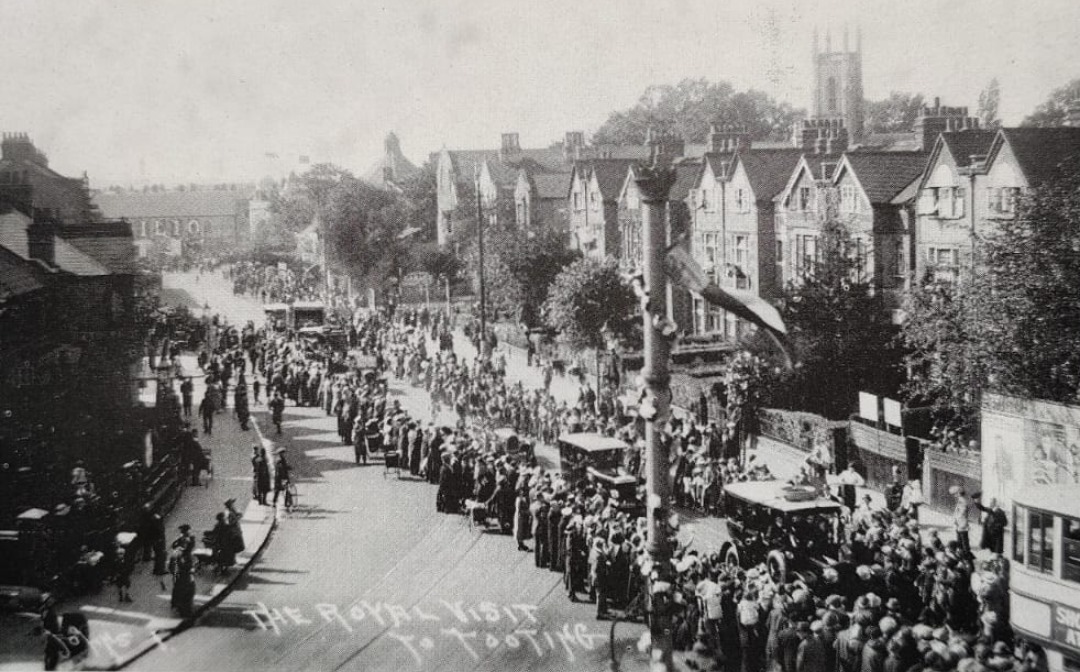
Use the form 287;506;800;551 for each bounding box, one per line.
170;524;196;616
797;621;827;672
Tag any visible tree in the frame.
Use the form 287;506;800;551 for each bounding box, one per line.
486;228;580;327
978;78;1002;129
899;279;990;434
543;257;637;353
864;92;925;135
591;78;803;145
275;164;413;289
399;159;438;241
902;166;1080;427
752;214;903;419
1022;78;1080;127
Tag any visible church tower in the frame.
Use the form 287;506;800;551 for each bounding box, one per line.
811;25;864;144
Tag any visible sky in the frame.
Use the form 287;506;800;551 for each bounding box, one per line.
2;0;1078;186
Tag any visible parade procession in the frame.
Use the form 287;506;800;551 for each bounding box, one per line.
3;3;1080;672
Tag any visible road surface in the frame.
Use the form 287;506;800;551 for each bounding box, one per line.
137;272;652;672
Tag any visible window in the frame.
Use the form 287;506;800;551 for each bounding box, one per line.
797;186;813;212
1014;505;1026;563
733;236;750;289
894;240;906;280
1028;509;1054;574
699;188;711;212
987;187;1022;215
841;185;858;213
734;188;749;213
775;240;783;264
1065;517;1080;583
573;191;582;211
927;247;960;283
701;232;719;268
516;201;525;226
796;234;818;278
590;190;599;212
952;187;966;218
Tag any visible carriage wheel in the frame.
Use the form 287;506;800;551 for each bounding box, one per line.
766;550;787;584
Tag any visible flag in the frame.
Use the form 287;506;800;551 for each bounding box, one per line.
664;245;795;368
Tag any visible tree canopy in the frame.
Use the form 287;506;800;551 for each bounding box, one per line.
591;79;803;145
864;92;925;135
543;257;638;353
274;164;413;287
1022;78;1080;127
750;215;903;419
902;166;1080;429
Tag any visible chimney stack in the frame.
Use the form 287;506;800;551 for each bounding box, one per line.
913;97;981;151
707;122;751;153
563;131;585;161
499;132;521;162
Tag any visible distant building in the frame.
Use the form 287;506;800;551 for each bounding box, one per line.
94;187;254;258
361;132;419;191
0;133;98;224
436;131;659;246
810;26;864;145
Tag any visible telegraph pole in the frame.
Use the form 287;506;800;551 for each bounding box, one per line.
634;160;676;672
475;169;488;358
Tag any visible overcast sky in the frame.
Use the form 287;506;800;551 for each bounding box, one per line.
3;0;1078;186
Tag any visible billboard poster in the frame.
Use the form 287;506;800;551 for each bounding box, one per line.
981;411;1025;509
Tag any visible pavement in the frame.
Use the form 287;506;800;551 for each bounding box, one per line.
0;294;276;671
30;270;974;672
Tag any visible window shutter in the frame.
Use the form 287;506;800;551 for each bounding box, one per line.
954;188;966;218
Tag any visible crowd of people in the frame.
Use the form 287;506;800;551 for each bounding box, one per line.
160;260;1030;672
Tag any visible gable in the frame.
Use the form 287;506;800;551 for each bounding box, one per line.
926;162;958;188
985;140;1026;188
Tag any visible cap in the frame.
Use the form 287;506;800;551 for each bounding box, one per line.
179;524;191;532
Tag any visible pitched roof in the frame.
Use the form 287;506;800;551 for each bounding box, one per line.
995;127;1080;184
587;159;637;200
701;152;737;180
735;149;805;202
840;151;930;203
669;162;702;201
55;222;138;275
93;190;249;220
940;130;996;168
532;172;572;200
801;153;844;182
0;244;47;300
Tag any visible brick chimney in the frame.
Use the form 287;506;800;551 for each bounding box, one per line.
563;131;585;161
794;118;848;154
646;128;686;165
1;132;48;167
27;219;56;266
913;98;980;151
707;123;751;153
499;132;522;162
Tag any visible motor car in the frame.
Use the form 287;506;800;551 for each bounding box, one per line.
557;432;630;484
720;480;843;582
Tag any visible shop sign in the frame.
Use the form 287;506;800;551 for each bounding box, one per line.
1053;602;1080;653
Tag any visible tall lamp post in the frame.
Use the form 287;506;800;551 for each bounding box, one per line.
634;161;676;672
474;168;488;358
